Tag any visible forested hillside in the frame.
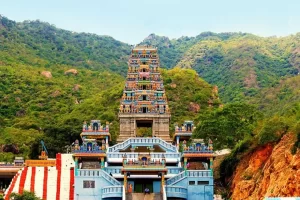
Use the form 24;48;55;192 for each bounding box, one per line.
141;33;300;104
1;17;300;198
140;29;300;199
0;15;131;75
0;16;219;161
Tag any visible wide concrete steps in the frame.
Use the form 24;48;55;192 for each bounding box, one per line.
126;193;162;200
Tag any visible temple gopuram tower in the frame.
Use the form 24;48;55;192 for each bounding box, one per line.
118;45;171;142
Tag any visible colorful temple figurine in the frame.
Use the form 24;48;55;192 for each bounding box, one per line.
174;121;196;149
208;139;213;151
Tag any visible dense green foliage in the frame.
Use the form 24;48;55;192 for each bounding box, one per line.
141;33;300;104
0;63;125;159
0;16;219;160
0;16;131;75
1;15;299;164
10;191;41;200
161;67;220;130
250;75;300;115
219;102;300;193
194;103;262;149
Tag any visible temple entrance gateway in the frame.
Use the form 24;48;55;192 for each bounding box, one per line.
118;45;171;142
136;120;152;137
134;179;154;193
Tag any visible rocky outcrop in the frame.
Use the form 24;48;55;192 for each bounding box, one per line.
189;102;200;113
51;90;61;97
73;84;81;91
41;71;52;78
290;47;300;71
16;109;26;117
230;133;300;199
64;69;78;75
1;144;19;154
170;83;177;88
244;69;258;88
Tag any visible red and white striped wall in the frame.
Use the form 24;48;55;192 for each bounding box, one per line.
4;154;75;200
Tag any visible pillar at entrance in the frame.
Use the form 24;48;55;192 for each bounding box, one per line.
74;157;78;176
161;172;165;193
105;136;109;149
124;174;127;193
184;157;187;170
210;157;214;175
101;157;104;168
176;136;180;149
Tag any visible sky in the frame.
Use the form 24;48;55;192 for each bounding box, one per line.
1;0;299;44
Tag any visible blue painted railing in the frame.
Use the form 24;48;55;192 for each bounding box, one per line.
183;149;214;153
101;185;123;199
166;171;185;185
106;152;180;159
104;167;122;174
108;137;177;153
165;186;188;199
166;170;212;185
77;169;121;186
73;150;105;153
167;167;183;174
104;166;182;175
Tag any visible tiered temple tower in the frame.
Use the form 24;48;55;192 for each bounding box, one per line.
118;46;171;142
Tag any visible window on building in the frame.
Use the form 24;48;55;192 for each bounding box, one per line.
198;181;209;185
189;181;195;185
83;181;95;188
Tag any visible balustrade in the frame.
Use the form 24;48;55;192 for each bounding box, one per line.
107;152;180;159
101;186;123;199
82;126;109;132
104;167;122;174
73;149;104;153
167;167;183;174
166;171;185;185
186;170;212;177
166;170;212;185
108;138;177;153
102;186;123;194
183;149;214;153
77;169;121;186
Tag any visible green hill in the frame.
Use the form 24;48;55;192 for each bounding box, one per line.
141;33;300;103
0;16;219;161
250;75;300;115
0;15;299;163
0;15;131;75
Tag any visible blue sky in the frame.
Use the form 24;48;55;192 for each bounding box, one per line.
1;0;299;44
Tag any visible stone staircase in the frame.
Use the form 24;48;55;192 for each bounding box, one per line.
126;193;162;200
108;137;177;153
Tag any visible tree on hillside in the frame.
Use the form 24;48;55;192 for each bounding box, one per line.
193;103;262;149
10;191;41;200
